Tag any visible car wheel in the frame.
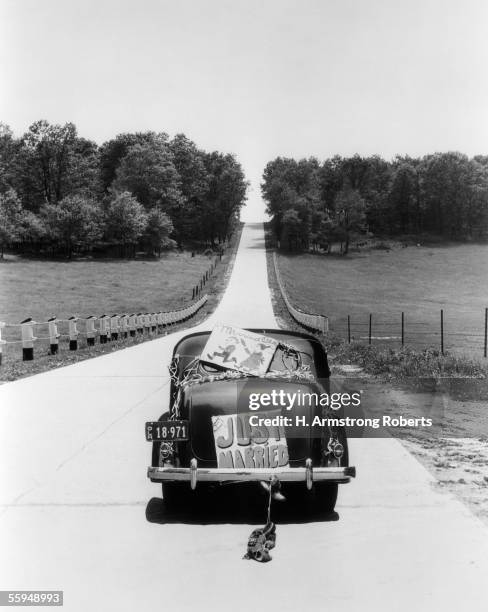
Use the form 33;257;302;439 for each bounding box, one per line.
314;482;338;514
161;483;190;510
162;482;214;512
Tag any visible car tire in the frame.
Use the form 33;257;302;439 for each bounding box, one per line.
161;483;189;511
314;482;338;514
162;482;214;512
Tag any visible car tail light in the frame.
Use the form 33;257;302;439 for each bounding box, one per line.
332;442;344;459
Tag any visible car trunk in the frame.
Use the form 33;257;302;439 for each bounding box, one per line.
183;379;319;466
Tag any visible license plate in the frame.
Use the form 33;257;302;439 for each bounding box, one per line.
145;420;189;441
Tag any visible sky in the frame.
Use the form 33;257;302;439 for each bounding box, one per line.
1;0;488;221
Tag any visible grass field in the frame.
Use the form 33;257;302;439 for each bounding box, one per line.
0;233;242;380
0;252;213;324
276;243;488;357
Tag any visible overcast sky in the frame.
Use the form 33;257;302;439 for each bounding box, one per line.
1;0;488;221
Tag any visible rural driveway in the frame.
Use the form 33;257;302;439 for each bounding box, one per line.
1;222;488;612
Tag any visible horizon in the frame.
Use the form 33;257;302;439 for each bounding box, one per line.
2;0;488;221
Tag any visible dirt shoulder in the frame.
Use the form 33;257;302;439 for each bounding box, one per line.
354;377;488;526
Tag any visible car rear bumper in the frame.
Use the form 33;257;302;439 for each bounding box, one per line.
147;459;356;489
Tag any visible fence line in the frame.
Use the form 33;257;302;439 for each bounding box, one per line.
0;243;234;365
272;252;328;334
0;294;208;364
272;254;487;357
337;307;488;358
191;253;222;299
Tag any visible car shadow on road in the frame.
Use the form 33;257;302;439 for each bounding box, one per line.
145;485;340;525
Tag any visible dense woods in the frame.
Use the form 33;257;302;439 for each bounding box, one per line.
0;121;247;258
262;154;488;252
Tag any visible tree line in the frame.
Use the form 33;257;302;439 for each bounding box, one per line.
262;153;488;252
0;121;247;258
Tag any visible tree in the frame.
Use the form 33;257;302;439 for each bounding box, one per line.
0;189;23;257
420;152;472;237
18;120;78;209
99;132;169;192
18;210;47;249
104;191;148;257
64;137;102;200
143;208;175;256
334;188;367;254
201;152;247;244
113;142;183;211
388;162;417;233
261;157;319;244
281;208;305;251
168;134;209;245
0;123;16;194
41;194;103;258
310;208;334;251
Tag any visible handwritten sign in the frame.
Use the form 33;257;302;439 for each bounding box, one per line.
202;324;279;376
212;412;289;469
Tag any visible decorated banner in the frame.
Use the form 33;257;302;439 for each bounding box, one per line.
202;324;279;376
212;412;289;469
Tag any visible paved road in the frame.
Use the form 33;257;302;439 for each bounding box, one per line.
1;223;488;612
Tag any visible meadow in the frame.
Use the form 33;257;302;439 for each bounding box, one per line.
0;240;240;380
0;252;214;324
276;243;488;357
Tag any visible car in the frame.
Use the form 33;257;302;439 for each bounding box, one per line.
146;328;356;513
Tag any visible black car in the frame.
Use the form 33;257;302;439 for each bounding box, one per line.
146;329;355;513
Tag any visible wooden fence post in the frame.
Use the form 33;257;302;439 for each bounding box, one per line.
137;313;144;335
368;314;372;345
48;316;59;354
68;316;78;350
119;314;128;338
99;315;108;344
21;318;35;361
110;315;119;341
484;307;487;359
0;322;5;366
440;309;444;355
86;316;96;346
401;312;404;347
128;314;137;337
347;315;351;343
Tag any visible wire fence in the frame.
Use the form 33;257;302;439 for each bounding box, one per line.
272;252;488;358
331;309;488;357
